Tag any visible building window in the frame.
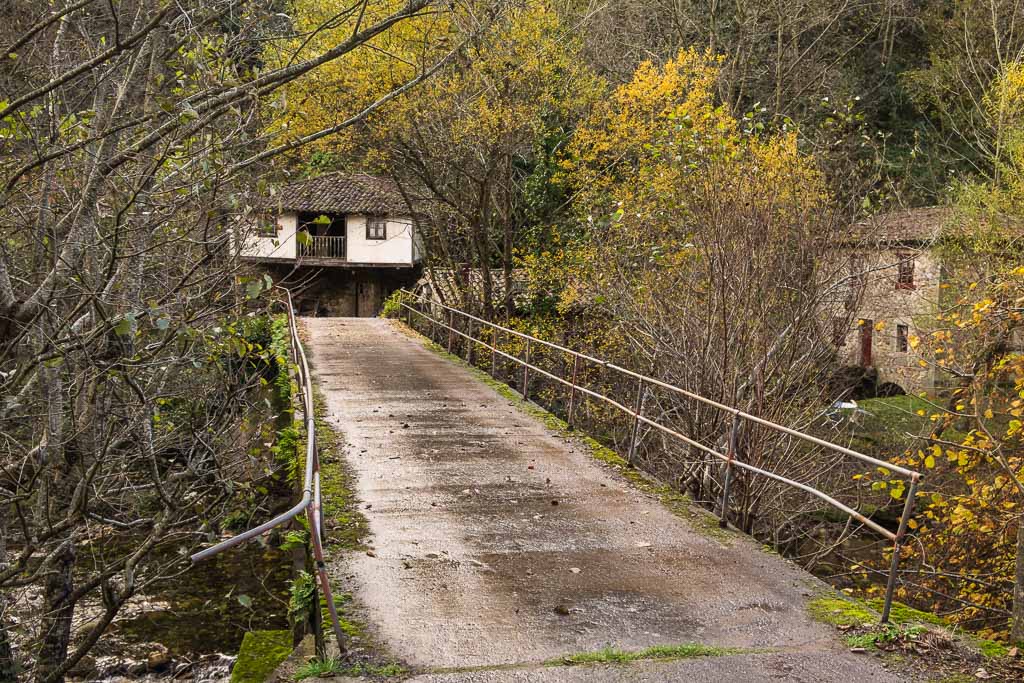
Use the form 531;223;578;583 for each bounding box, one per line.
366;217;387;240
896;324;909;352
896;254;915;289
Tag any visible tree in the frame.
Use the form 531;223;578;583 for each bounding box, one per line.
871;61;1024;641
551;49;859;534
275;0;603;318
0;1;456;679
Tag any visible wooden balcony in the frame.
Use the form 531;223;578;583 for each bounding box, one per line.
299;235;347;261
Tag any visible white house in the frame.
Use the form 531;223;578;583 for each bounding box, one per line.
239;172;422;267
238;173;423;316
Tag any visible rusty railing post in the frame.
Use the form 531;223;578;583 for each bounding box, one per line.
466;318;475;365
627;376;644;464
718;413;741;528
521;338;531;400
446;310;454;354
490;325;498;378
881;476;920;623
566;353;580;430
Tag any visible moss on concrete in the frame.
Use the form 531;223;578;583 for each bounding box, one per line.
807;596;879;627
301;383;409;674
230;630;293;683
311;390;369;552
970;636;1010;659
809;595;1012;662
863;598;947;626
546;643;744;667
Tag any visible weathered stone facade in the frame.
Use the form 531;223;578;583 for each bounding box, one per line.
835;243;942;394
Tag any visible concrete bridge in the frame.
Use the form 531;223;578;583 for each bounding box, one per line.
304;317;904;682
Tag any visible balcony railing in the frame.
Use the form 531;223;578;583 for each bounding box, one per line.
299;235;346;260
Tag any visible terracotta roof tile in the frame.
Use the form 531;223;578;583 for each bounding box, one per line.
261;173;408;215
848;206;1024;245
851;207;951;244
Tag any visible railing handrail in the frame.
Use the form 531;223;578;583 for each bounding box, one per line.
191;287;347;653
397;288;921;624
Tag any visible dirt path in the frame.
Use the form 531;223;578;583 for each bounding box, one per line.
304;317;905;682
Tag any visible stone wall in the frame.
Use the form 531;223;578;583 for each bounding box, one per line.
835;244;942;394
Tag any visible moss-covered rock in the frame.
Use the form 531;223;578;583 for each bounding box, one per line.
231;630;293;683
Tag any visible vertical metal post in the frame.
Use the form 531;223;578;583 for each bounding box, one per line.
881;477;920;623
567;354;580;430
718;413;741;529
490;325;498;378
446;310;454;354
307;452;347;657
521;339;531;400
466;319;475;365
627;377;644;464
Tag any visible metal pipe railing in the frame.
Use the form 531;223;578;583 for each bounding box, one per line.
191;287;347;653
398;288;921;624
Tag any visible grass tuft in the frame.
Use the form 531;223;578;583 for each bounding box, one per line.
549;643;740;667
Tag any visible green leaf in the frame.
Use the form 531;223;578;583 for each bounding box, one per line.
295;230;312;246
245;279;263;300
237;594;252;609
114;313;136;336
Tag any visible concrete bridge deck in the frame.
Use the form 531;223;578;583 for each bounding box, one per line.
304;317;904;682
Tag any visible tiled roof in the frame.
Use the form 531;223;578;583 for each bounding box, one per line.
848;206;1023;245
260;173;409;215
851;207;951;244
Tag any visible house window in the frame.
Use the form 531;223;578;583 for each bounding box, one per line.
896;324;909;353
366;217;387;240
896;254;915;289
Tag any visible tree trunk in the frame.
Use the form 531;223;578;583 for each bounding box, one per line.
0;614;16;683
35;544;75;683
1012;517;1024;643
0;526;15;683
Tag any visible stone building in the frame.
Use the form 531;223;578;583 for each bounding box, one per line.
237;173;423;316
834;207;948;394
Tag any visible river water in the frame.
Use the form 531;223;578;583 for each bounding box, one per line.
59;529;293;682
